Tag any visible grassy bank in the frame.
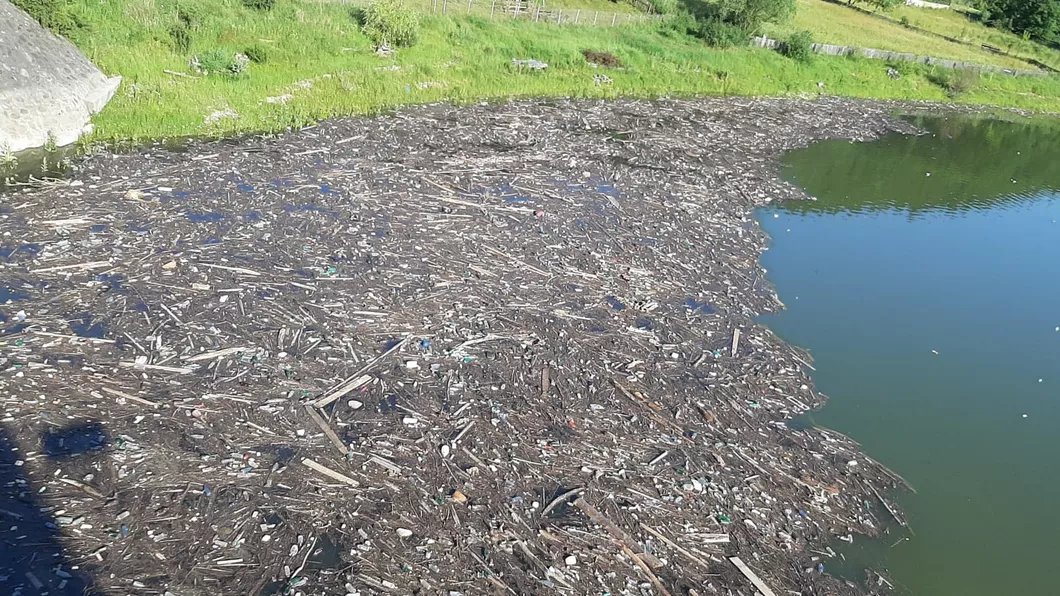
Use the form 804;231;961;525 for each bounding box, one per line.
760;0;1059;70
50;0;1060;144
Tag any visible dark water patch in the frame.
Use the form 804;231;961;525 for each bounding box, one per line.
96;273;125;290
172;190;191;199
185;212;225;223
635;317;654;331
90;224;107;233
684;298;715;314
1;287;29;304
0;244;41;260
319;184;341;195
0;323;28;336
69;313;108;339
204;236;223;245
243;211;261;221
127;222;151;233
605;296;625;311
379;394;399;413
42;422;108;458
307;534;343;570
237;183;255;192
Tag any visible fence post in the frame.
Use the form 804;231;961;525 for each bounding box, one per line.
490;0;495;18
593;10;598;24
433;0;437;12
514;0;520;17
442;0;447;13
535;2;541;21
611;12;616;25
574;9;579;23
467;0;472;13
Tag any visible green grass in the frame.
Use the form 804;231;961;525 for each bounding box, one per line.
892;4;1060;71
761;0;1035;70
58;0;1060;144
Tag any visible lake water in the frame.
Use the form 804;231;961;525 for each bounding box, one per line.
758;116;1060;596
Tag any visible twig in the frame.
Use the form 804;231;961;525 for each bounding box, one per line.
304;404;349;455
729;556;778;596
539;486;584;519
301;458;360;487
621;545;672;596
99;386;160;408
639;524;717;570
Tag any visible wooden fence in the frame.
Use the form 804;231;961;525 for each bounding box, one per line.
430;0;657;25
313;0;660;27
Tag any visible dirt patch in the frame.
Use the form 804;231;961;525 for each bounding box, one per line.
0;97;938;596
583;49;623;68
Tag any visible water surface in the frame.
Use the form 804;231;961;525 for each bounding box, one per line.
759;116;1060;596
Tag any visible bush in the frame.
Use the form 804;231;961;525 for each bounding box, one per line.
176;2;208;28
899;15;910;27
781;30;814;62
12;0;82;36
244;44;269;63
362;0;420;47
852;0;902;11
582;50;623;68
169;24;193;54
717;0;795;32
193;49;251;76
242;0;276;11
928;67;981;96
696;18;752;47
649;0;681;14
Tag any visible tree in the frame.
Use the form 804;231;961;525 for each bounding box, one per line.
852;0;903;11
980;0;1060;42
717;0;796;31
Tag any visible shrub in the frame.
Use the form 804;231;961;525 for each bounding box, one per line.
362;0;420;47
242;0;276;11
169;23;193;54
582;50;623;68
12;0;82;36
899;15;910;27
696;18;752;47
649;0;681;14
717;0;795;32
244;44;269;63
176;1;209;29
193;49;250;76
928;67;980;96
658;13;697;38
781;30;814;62
851;0;902;11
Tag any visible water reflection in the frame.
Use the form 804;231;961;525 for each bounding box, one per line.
780;116;1060;216
760;115;1060;596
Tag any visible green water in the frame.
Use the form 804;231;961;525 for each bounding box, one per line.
758;116;1060;596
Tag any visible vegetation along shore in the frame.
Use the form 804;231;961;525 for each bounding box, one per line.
10;0;1060;147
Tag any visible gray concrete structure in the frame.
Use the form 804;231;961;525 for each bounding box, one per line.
0;0;120;153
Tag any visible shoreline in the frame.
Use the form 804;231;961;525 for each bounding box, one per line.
0;97;947;595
